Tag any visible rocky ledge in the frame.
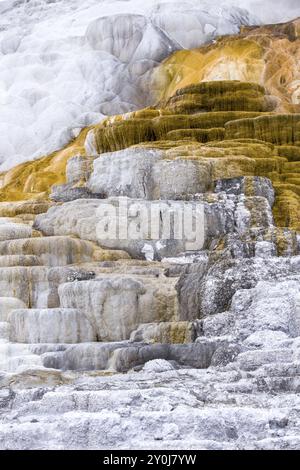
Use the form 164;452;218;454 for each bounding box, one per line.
0;77;300;449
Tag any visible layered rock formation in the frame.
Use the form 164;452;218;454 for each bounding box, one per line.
0;0;257;170
153;19;300;113
0;17;300;450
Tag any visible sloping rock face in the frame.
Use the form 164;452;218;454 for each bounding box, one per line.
0;18;299;204
0;0;257;171
1;38;300;449
153;19;300;113
82;79;300;232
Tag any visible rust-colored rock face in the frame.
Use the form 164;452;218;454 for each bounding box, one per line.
83;77;299;231
0;19;299;232
152;18;300;114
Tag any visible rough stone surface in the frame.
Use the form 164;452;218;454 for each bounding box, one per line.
35;190;278;260
0;297;26;322
215;176;275;207
1;67;300;450
88;148;211;200
59;276;178;341
9;309;96;344
50;184;99;203
0;221;32;241
35;198;208;259
88;148;163;199
176;256;300;320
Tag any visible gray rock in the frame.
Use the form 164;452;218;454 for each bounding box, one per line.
50;184;102;203
44;342;130;371
210;343;242;367
176;256;300;320
110;341;218;372
59;275;178;341
9;308;96;344
34;197;208;259
66;155;95;184
142;359;176;373
88;148;163;199
151;159;211;199
0;236;96;267
0;265;96;308
215;176;275;207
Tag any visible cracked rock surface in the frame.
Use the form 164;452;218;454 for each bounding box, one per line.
1;78;300;449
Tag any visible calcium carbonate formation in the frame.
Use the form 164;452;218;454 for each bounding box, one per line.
0;2;300;450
